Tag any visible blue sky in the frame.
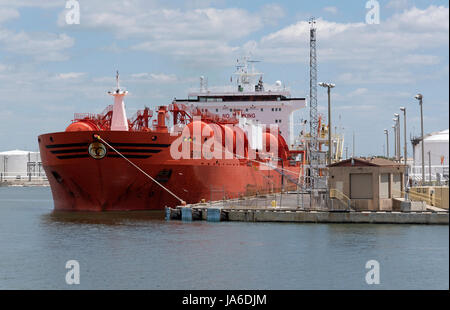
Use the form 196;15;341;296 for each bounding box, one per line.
0;0;448;156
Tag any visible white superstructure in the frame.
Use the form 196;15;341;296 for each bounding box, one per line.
174;57;306;147
109;71;129;131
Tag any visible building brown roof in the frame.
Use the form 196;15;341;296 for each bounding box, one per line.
328;157;405;167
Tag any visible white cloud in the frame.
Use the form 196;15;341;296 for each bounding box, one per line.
386;0;411;10
336;70;416;85
259;4;285;25
60;6;262;40
56;72;86;80
0;0;62;8
386;5;449;33
0;8;19;23
348;88;368;97
244;6;448;85
401;54;440;65
323;6;338;15
0;30;74;61
56;2;266;65
130;72;178;83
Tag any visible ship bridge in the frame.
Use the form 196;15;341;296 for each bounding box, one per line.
173;57;307;146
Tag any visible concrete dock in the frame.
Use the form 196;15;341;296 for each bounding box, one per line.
167;193;449;225
0;179;49;187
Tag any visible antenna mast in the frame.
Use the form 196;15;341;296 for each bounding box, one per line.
309;17;319;188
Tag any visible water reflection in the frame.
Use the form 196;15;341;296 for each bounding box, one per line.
44;210;166;226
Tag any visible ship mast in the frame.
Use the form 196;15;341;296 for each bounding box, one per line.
234;56;263;92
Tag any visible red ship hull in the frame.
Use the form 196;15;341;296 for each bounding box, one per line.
38;131;300;211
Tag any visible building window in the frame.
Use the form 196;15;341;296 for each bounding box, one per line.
261;108;263;111
216;109;218;112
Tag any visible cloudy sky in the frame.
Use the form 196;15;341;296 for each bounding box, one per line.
0;0;448;156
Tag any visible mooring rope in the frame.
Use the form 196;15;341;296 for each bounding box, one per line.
93;134;186;205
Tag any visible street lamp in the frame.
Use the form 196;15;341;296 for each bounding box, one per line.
414;93;425;184
400;107;409;199
399;107;407;165
384;129;389;158
392;124;397;161
318;82;335;165
394;113;400;161
392;117;399;162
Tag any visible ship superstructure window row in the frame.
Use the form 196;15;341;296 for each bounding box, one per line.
195;95;289;102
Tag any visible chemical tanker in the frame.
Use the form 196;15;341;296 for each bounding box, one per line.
38;58;307;211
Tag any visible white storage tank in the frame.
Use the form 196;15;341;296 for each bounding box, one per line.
0;150;42;180
412;129;449;183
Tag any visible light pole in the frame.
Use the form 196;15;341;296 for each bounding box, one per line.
392;123;396;160
400;107;409;199
392;118;398;162
394;113;400;161
384;129;389;158
414;93;425;184
399;107;407;165
318;82;335;165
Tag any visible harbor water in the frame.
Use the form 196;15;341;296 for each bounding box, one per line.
0;187;448;290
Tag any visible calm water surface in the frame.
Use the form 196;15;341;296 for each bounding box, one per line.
0;187;448;289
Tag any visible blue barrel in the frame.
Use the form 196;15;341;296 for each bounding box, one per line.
207;208;221;222
165;207;171;221
181;207;193;221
